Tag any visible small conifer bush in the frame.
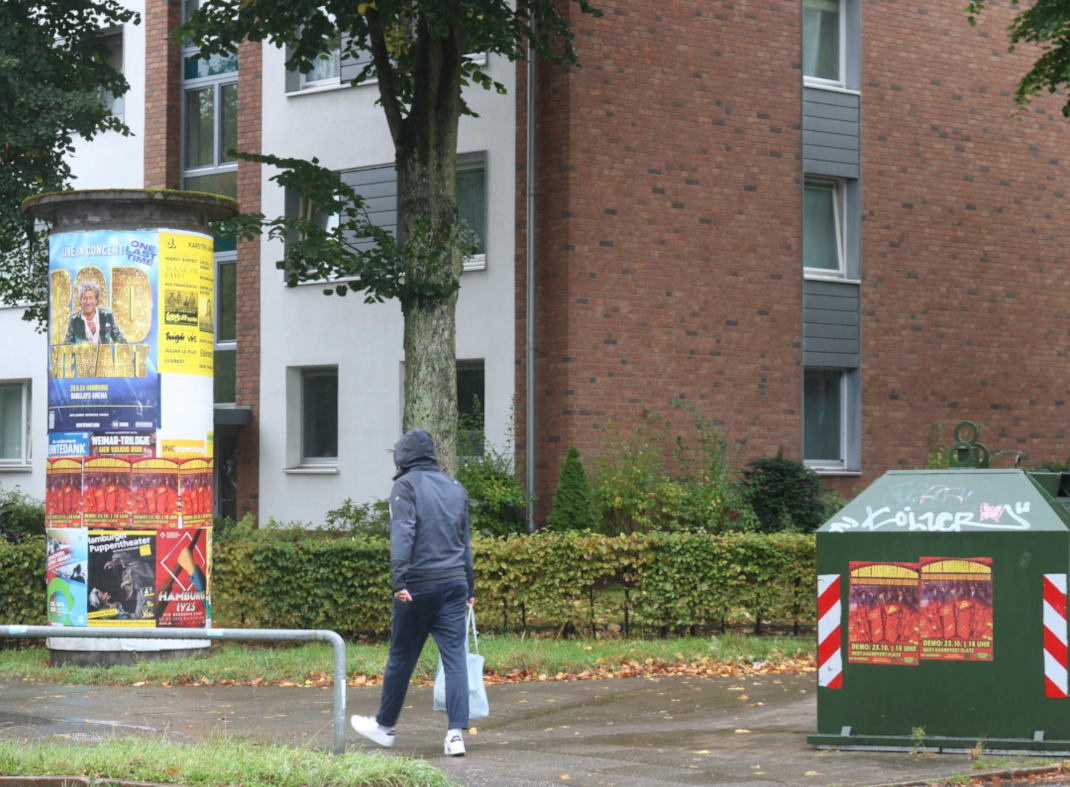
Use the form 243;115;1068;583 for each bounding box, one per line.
547;446;598;531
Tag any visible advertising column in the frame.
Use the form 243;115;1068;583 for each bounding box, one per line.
45;230;214;630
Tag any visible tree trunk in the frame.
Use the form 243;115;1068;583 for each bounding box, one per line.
393;23;466;477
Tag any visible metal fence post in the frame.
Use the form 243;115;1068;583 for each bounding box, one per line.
0;625;348;755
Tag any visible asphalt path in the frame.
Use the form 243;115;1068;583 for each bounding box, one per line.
0;671;1034;786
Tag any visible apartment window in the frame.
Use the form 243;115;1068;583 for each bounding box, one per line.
457;155;486;271
803;0;844;87
301;368;338;464
213;253;237;404
804;179;845;276
804;369;844;468
0;381;31;469
457;360;485;457
181;50;238;199
99;29;125;117
304;33;342;87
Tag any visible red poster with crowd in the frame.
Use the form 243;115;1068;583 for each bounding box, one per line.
82;457;132;528
131;458;180;528
47;458;84;527
847;562;921;665
155;528;210;627
920;557;994;661
179;459;213;527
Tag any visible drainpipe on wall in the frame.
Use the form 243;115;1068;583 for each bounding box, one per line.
525;33;537;533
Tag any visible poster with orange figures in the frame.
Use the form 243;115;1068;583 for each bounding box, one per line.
131;458;180;528
47;457;84;527
920;557;994;661
847;562;921;665
82;457;131;528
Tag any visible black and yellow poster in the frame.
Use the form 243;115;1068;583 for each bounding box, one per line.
159;233;214;377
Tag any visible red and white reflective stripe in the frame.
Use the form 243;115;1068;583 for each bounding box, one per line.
817;574;842;690
1044;573;1068;699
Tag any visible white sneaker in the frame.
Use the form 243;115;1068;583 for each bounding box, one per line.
444;730;466;756
350;715;396;748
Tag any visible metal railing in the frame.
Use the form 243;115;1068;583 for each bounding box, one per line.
0;625;348;754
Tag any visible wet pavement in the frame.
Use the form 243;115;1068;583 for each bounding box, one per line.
0;671;1045;786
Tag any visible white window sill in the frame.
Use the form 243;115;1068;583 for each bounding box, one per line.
286;81;354;97
804;272;860;285
0;465;33;473
803;80;860;97
284;465;339;475
463;254;486;272
809;466;862;477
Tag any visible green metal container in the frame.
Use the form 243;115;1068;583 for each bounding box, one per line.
809;469;1070;754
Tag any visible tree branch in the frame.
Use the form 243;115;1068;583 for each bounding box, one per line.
367;7;404;146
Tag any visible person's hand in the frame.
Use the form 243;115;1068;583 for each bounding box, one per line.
394;589;413;602
467;598;475;609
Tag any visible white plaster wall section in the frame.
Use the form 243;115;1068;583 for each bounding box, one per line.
0;308;48;498
255;42;516;522
68;1;147;190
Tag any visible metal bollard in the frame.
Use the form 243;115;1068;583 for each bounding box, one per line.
0;625;348;754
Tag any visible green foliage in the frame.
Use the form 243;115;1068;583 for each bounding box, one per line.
455;397;532;537
925;423;950;469
0;0;138;325
741;450;827;534
325;497;392;537
0;485;46;538
591;404;758;534
966;0;1070;119
546;446;598;532
3;531;816;635
0;537;46;626
1033;458;1070;473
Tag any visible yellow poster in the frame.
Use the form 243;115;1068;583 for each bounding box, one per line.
159;233;214;376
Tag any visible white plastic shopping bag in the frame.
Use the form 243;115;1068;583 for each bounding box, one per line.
434;607;489;720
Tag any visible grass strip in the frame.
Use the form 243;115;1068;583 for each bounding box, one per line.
0;633;812;687
0;737;454;787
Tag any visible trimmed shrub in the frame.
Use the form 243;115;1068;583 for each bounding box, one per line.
0;485;46;539
742;451;826;534
546;446;598;532
3;530;816;637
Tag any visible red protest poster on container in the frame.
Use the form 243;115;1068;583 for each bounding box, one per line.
920;557;994;661
847;562;921;665
131;458;180;528
155;527;210;627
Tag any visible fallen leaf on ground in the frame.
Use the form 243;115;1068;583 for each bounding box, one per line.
805;771;823;776
735;729;750;734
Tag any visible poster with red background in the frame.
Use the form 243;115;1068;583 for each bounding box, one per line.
848;562;921;665
155;527;210;627
920;557;994;661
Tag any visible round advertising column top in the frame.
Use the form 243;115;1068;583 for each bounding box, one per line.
22;189;240;225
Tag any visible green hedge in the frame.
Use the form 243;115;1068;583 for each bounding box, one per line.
1;532;816;636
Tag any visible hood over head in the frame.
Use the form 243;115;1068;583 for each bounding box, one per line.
393;428;439;479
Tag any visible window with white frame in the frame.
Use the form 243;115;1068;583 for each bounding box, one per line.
803;368;844;468
301;367;338;465
99;28;125;117
0;381;31;469
457;153;486;271
181;46;238;199
303;32;342;88
803;0;844;87
803;178;845;276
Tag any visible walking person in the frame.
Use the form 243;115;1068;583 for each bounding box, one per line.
351;429;476;756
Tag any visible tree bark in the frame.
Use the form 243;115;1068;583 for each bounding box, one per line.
394;20;466;477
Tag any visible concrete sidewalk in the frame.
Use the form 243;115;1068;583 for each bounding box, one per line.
0;671;1044;786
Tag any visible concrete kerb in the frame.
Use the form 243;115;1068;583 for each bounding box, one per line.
865;762;1066;787
0;626;348;755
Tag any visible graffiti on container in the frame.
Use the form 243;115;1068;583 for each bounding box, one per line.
881;482;973;509
827;501;1032;533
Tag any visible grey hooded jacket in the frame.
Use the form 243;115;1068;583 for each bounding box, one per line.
389;429;475;597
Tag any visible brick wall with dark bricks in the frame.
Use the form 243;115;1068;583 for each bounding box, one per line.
235;39;263;520
518;0;805;520
517;0;1070;518
852;0;1070;491
143;0;182;188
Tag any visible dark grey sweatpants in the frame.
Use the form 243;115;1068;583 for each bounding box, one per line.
376;580;470;730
